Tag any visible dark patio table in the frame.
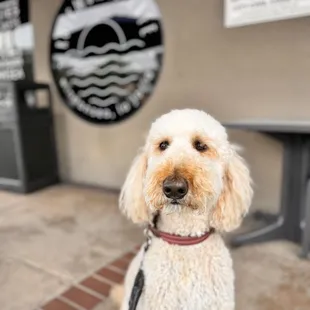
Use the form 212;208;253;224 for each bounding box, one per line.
224;120;310;258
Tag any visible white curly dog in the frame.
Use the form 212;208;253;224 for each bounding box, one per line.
112;109;253;310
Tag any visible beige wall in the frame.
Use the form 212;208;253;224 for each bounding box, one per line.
31;0;310;212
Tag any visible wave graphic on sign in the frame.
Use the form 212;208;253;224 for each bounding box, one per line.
78;86;129;98
68;63;137;77
89;96;119;107
70;74;139;88
65;40;145;57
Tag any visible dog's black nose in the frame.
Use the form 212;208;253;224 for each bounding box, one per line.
163;177;188;200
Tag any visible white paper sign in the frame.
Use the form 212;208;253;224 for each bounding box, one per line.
225;0;310;27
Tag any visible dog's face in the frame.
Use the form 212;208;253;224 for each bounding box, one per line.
120;109;253;232
144;110;227;213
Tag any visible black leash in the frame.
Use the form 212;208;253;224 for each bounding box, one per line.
128;245;147;310
128;213;159;310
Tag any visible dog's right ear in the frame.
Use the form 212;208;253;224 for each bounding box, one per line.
119;148;148;224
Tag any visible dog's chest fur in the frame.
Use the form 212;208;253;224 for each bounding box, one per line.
138;234;235;310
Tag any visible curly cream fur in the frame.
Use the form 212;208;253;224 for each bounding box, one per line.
113;109;253;310
119;148;148;224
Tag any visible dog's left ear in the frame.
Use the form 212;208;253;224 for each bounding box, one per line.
211;146;253;232
119;148;149;224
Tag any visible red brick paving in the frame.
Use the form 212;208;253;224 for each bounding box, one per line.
42;298;76;310
81;276;111;296
39;245;140;310
97;267;123;283
63;286;101;309
110;258;131;271
122;252;136;261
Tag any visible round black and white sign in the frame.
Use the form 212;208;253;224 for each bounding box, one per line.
50;0;164;124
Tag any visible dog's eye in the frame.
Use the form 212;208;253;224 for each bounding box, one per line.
194;140;208;152
159;141;169;151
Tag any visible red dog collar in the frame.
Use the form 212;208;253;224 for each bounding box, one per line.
148;225;214;246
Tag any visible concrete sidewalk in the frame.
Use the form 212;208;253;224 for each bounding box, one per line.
0;185;142;310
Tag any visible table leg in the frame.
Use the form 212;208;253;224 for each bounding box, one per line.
231;217;284;247
231;136;307;248
301;179;310;259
